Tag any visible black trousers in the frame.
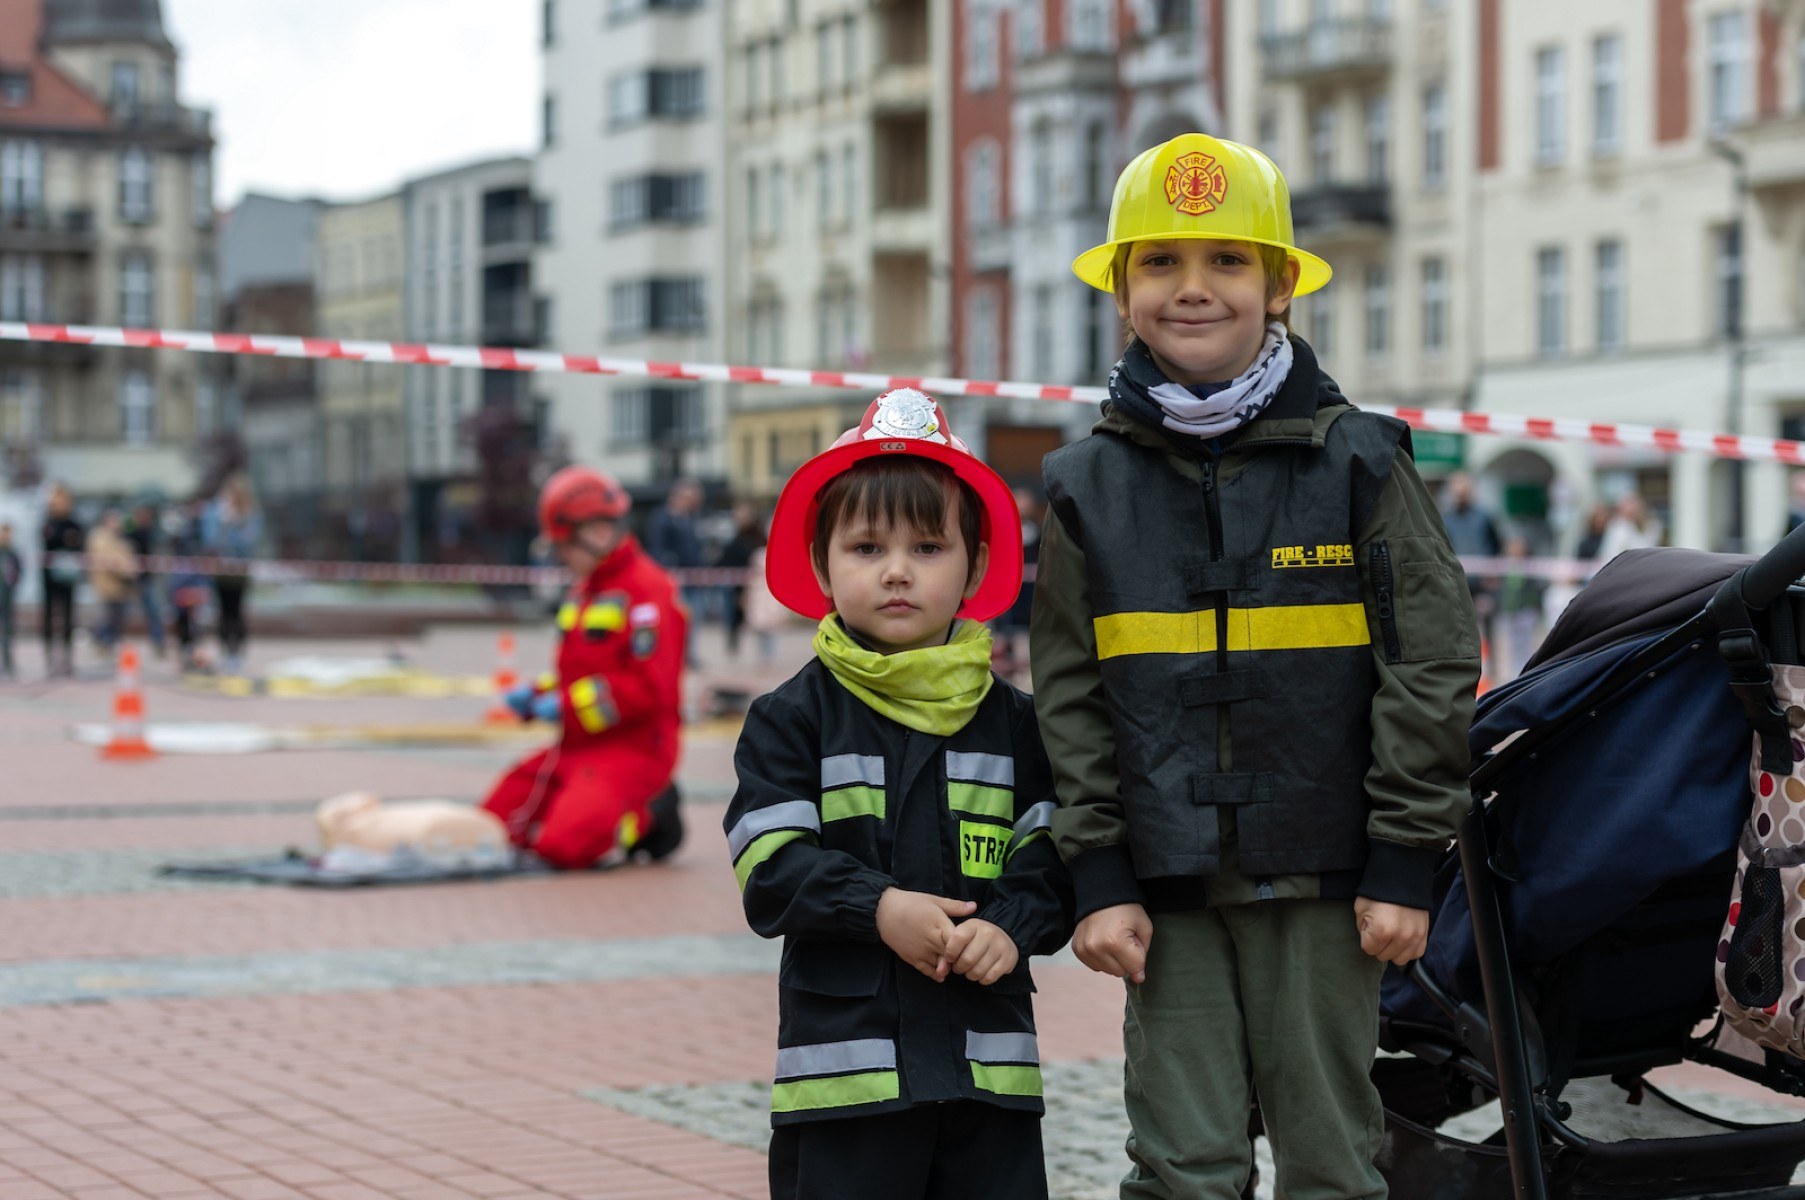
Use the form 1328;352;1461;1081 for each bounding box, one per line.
40;576;75;658
769;1102;1047;1200
213;577;249;656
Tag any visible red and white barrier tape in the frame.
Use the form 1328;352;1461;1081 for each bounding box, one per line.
52;552;1598;587
3;321;1799;464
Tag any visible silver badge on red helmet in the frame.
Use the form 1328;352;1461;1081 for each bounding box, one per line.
865;388;948;444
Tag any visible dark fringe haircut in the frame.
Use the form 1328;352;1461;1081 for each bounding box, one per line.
811;456;984;583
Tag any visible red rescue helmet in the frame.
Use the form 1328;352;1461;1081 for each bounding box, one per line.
539;466;631;543
766;388;1023;622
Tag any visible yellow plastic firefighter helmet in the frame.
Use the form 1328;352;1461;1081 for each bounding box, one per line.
1072;132;1332;297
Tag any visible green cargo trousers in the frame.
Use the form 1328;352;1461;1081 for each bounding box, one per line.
1119;900;1387;1200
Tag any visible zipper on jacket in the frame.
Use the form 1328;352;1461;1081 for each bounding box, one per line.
1371;540;1401;664
1201;457;1229;670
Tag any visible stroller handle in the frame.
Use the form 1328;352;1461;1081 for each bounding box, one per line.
1740;519;1805;611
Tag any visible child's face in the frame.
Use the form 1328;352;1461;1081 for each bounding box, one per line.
1116;238;1297;385
811;498;989;654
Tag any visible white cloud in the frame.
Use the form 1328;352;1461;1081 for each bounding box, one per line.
164;0;539;206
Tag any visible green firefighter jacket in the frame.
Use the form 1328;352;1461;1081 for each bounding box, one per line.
1030;341;1481;919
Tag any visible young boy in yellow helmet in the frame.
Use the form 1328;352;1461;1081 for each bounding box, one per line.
1032;133;1481;1198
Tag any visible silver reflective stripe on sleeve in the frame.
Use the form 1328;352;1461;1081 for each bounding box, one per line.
775;1038;898;1080
726;799;822;860
945;751;1014;787
820;754;885;789
965;1031;1039;1065
1009;800;1055;847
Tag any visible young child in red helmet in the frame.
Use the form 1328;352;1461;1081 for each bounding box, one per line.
724;388;1074;1200
480;466;686;868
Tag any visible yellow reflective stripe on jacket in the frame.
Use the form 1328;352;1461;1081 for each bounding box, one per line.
567;675;615;733
821;785;884;823
969;1062;1043;1097
1093;603;1369;660
733;827;814;890
947;781;1013;821
770;1069;900;1113
583;602;626;633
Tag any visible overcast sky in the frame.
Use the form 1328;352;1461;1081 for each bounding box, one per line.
163;0;539;208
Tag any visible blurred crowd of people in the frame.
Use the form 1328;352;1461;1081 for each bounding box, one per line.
0;473;263;680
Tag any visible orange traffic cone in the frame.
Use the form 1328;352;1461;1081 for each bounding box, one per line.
102;645;156;760
483;631;520;725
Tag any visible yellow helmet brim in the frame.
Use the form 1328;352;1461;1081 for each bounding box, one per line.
1072;232;1333;298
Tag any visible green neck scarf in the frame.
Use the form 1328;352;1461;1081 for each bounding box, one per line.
814;615;995;736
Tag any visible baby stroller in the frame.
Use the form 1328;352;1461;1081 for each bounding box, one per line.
1375;526;1805;1199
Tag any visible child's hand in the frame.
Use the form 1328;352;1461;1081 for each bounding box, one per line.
876;887;977;980
939;918;1020;986
1071;903;1153;983
1354;898;1428;964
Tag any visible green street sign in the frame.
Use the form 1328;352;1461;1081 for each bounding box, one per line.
1411;430;1465;469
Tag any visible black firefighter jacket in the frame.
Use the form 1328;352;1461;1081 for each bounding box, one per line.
725;657;1076;1127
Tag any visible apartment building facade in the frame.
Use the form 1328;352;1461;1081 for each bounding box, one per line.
533;0;728;493
0;0;217;499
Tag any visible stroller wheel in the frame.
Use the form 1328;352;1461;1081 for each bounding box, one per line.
632;785;684;863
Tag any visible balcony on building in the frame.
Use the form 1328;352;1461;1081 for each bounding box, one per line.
481;264;536;346
1120;0;1205;89
110;101;213;139
871;0;930;113
1260;16;1392;84
1289;181;1390;245
872;113;930;251
0;207;97;256
481;188;537;265
1739;112;1805;194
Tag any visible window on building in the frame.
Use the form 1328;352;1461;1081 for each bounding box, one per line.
815;150;833;224
613;172;707;228
0;370;42;442
1085;286;1112;378
194;258;214;328
652;68;706;117
1536;245;1567;357
120;251;153;327
747;43;764;110
1797;26;1805;113
1310;103;1336;183
1067;120;1102;211
610;278;707;337
1708;11;1749;133
195;376;217;435
843;18;858;87
120;368;154;444
1592;33;1622;156
0;71;28;107
1258;111;1281;168
111;61;140;115
1716;222;1743;339
1033;284;1055;373
967;287;1001;380
1534;45;1564;165
191;155;212;228
1016;0;1044;59
748;166;764;240
0;254;45;322
1422;83;1447;190
967;139;1001;232
1421;255;1447;356
966;6;999;90
817;24;835;96
841;144;857;224
1364;264;1390;357
1030;120;1055;216
1595;238;1625;352
1364;93;1390;184
1312;293;1335;361
119;145;153;222
769;161;785;239
1155;0;1192;34
543;0;555;45
1258;0;1281;37
769;38;784;107
1070;0;1110;50
542;92;556;146
612;387;649;444
0;140;42;213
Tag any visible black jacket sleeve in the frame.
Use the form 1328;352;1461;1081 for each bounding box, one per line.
975;696;1076;958
724;689;895;941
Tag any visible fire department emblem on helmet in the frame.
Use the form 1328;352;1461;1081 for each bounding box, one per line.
1165;151;1228;216
867;388;946;443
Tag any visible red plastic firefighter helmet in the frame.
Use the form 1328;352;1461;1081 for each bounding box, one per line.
539;466;631;543
766;388;1023;622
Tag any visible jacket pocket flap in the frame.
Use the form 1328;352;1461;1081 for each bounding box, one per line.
780;940;889;997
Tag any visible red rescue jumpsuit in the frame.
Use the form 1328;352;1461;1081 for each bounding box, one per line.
481;535;686;868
